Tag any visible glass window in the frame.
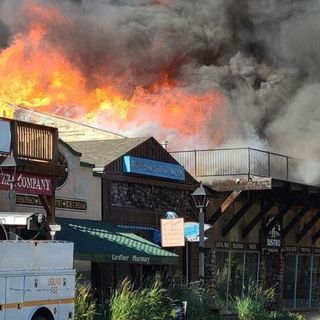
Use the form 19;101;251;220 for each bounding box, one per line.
215;251;229;309
229;252;244;298
74;260;92;283
296;255;311;308
312;256;320;307
283;255;296;308
244;252;259;293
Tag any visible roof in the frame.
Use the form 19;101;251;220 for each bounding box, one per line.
56;218;178;265
67;137;150;168
0;101;126;141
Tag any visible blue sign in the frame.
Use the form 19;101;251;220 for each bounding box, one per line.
123;156;185;181
184;222;212;242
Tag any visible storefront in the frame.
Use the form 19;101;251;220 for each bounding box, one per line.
203;188;320;312
0;117;64;227
56;217;179;292
68;137;199;290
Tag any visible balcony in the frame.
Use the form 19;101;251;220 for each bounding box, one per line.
0;117;58;163
170;147;318;189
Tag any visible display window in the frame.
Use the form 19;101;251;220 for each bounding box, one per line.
215;250;259;310
283;252;319;309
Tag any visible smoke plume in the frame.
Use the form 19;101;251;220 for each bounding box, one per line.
1;0;320;170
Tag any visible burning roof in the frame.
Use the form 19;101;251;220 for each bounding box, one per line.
0;0;320;158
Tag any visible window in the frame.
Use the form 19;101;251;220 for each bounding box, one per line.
283;253;318;309
215;250;259;310
244;252;259;293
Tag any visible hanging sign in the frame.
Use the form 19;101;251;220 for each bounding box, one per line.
0;171;53;196
184;222;211;242
161;218;185;247
264;215;281;248
0;120;11;153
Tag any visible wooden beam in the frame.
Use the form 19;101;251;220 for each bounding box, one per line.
242;199;276;239
0;155;65;177
312;229;320;243
222;199;255;236
207;191;242;226
282;204;313;239
264;202;292;235
297;210;320;242
39;194;56;224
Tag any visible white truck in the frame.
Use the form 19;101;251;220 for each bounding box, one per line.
0;240;75;320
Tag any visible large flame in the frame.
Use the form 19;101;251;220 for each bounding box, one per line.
0;1;229;148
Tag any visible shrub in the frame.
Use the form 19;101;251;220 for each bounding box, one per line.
74;279;97;320
109;278;176;320
168;275;220;320
233;282;306;320
233;282;275;320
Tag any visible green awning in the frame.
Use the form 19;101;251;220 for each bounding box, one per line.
56;218;178;265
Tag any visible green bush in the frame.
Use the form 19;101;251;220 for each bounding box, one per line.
233;282;275;320
109;278;176;320
268;311;306;320
233;282;305;320
168;275;220;320
74;279;97;320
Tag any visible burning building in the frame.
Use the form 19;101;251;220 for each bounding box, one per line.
2;0;320;314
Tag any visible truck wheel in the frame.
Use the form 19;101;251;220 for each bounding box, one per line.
33;316;47;320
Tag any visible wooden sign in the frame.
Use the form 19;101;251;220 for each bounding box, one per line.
161;218;185;247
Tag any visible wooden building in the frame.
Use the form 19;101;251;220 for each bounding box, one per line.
68;137;199;291
171;147;320;312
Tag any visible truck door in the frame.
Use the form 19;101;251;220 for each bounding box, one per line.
5;277;24;320
0;278;5;320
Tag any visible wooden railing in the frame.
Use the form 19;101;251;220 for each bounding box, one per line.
0;118;58;162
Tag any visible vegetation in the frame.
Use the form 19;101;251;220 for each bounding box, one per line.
168;273;222;320
108;278;177;320
233;282;305;320
74;279;97;320
75;275;306;320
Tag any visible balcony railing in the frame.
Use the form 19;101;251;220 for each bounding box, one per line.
0;117;58;162
170;147;309;184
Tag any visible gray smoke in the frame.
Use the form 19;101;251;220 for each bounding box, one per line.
1;0;320;179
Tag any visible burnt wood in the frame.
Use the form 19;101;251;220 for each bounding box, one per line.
222;199;255;236
264;202;292;235
242;198;276;239
297;209;320;242
282;204;313;239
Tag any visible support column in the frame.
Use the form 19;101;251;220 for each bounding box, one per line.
260;249;284;309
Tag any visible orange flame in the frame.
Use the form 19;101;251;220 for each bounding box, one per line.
0;1;229;147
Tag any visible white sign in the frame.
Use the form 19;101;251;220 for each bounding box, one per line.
161;218;185;247
0;120;11;153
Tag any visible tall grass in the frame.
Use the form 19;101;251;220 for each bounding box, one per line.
233;282;305;320
109;278;177;320
74;279;97;320
168;274;221;320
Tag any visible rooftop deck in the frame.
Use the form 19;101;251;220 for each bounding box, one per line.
170;147;319;190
